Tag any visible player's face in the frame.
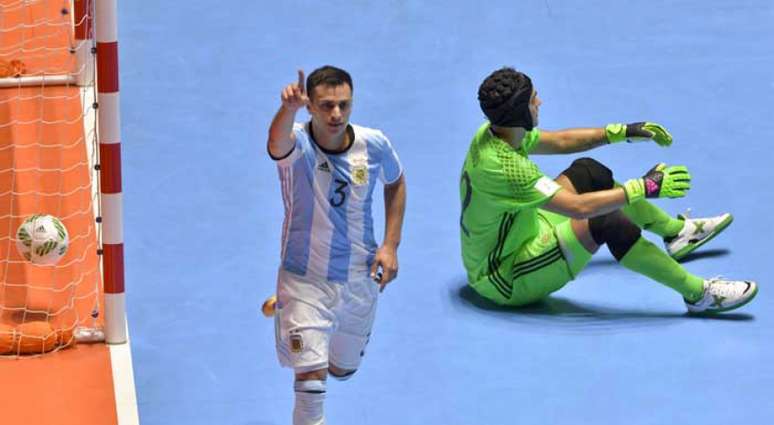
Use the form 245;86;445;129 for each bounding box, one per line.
307;84;353;139
528;89;542;126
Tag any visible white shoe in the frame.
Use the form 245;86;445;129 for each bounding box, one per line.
685;278;758;314
665;212;733;260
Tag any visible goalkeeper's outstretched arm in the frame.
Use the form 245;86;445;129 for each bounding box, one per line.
533;122;673;154
533;128;608;154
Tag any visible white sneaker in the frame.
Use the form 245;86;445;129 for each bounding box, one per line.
685;278;758;314
665;212;733;260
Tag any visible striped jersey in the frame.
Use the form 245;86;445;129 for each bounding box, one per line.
274;122;403;283
459;122;561;290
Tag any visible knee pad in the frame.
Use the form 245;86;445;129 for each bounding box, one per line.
561;157;614;193
328;367;357;382
589;211;641;261
294;379;326;394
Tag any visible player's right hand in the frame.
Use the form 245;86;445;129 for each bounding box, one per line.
606;122;673;147
623;163;691;203
281;69;308;111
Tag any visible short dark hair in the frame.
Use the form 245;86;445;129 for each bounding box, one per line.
306;65;353;100
477;67;534;129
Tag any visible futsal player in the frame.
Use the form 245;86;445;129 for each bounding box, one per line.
459;67;757;312
266;65;406;425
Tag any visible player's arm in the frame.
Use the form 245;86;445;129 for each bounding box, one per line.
371;174;406;291
267;69;307;159
532;122;673;155
542;185;628;218
542;163;691;219
532;128;608;154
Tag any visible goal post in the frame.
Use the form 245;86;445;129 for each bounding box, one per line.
0;0;126;355
95;0;126;345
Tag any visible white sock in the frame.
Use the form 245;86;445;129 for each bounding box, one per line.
293;380;326;425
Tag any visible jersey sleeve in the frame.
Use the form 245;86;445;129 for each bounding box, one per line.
375;131;403;184
521;128;541;154
478;145;561;209
270;123;305;168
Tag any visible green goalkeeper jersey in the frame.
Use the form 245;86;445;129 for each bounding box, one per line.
459;122;562;290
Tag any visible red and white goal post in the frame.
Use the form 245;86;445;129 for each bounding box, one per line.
0;0;126;356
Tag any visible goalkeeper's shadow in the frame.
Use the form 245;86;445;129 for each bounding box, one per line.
453;282;753;332
676;248;731;263
582;249;731;271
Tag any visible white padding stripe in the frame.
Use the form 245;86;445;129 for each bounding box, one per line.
98;92;121;143
102;193;124;244
105;293;127;343
95;0;118;42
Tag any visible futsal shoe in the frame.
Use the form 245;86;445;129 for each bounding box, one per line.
665;213;733;260
685;278;758;314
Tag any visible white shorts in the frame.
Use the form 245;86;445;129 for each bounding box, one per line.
274;268;379;373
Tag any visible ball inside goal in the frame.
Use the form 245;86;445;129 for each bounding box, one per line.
15;214;70;265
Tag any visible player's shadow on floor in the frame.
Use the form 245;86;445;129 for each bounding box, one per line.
676;248;731;263
453;264;752;333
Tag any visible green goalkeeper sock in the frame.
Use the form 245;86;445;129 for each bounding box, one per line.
617;182;684;237
619;237;704;301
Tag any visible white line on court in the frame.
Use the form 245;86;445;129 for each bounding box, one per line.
110;324;140;425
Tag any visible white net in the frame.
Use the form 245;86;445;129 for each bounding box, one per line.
0;0;103;356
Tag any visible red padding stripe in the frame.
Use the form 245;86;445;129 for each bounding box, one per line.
103;243;125;294
97;41;119;92
100;142;122;193
74;0;92;40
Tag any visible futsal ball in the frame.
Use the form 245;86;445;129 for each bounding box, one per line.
15;214;69;265
261;295;277;318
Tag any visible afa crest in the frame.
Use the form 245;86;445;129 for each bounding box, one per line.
351;165;368;186
289;333;304;353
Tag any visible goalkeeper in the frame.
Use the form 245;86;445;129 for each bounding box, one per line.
460;67;757;313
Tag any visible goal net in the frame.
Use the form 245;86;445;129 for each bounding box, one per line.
0;0;124;356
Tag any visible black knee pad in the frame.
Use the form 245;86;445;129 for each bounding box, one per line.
589;211;641;261
561;157;615;193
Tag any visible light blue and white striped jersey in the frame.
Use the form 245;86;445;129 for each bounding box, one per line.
274;122;403;283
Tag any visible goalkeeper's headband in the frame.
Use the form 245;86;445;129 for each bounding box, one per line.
480;77;534;130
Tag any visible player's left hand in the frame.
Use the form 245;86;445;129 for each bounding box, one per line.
606;122;673;147
623;163;691;203
371;245;398;292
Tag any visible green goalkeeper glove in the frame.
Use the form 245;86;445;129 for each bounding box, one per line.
623;163;691;204
606;122;673;147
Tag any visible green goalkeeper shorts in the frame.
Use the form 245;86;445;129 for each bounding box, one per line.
475;210;592;306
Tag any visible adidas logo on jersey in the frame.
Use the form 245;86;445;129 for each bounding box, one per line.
317;161;331;172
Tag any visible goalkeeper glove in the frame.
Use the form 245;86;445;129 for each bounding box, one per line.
606;122;673;146
623;163;691;204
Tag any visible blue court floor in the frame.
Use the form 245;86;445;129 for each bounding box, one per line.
119;1;774;423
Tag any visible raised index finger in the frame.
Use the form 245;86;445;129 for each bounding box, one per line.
297;69;305;93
